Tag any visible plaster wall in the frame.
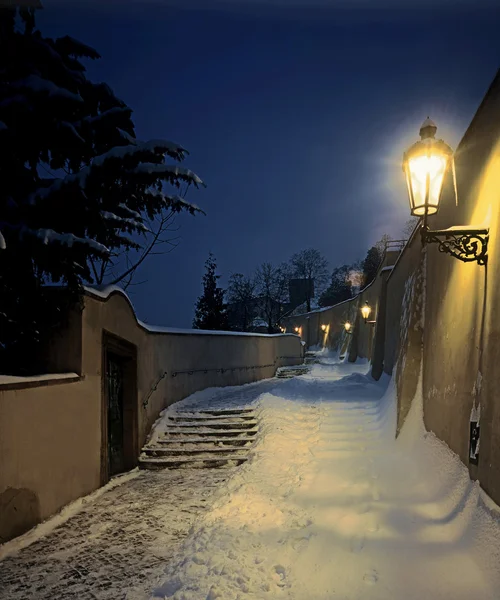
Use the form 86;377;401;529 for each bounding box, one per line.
0;290;302;542
422;72;500;502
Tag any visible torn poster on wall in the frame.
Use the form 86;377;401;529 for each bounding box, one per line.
469;403;481;466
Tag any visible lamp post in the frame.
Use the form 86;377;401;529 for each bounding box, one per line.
403;118;489;265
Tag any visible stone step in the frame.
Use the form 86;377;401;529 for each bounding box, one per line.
163;429;258;437
142;446;250;456
168;414;256;422
139;455;248;470
168;421;258;430
198;408;255;415
156;437;252;446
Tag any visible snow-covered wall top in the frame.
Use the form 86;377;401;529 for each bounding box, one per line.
84;285;298;339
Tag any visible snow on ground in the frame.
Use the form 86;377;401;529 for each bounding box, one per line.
152;354;500;600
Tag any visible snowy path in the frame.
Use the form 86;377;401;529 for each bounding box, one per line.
154;356;500;600
1;356;499;600
0;469;236;600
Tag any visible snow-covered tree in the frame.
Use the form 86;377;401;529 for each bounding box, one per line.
0;6;204;372
193;254;228;331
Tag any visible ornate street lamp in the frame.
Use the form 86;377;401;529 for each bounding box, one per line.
361;302;372;323
403;118;488;265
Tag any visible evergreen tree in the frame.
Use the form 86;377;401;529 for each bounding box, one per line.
193;254;228;330
362;246;383;287
0;6;204;372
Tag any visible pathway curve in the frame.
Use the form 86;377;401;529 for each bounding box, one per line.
154;354;500;599
2;355;499;600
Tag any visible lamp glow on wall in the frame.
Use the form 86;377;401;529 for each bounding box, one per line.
403;118;489;265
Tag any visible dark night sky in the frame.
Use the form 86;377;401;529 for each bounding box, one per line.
40;1;500;327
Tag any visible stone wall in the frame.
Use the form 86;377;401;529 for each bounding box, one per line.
0;289;302;542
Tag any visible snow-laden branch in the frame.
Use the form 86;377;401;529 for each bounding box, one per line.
145;189;205;215
118;203;141;219
100;211;149;232
55;35;101;60
31;228;109;254
0;224;108;254
91;139;187;167
28;140;200;204
10;75;83;103
131;163;204;187
59;121;85;143
82;106;131;126
117;128;136;144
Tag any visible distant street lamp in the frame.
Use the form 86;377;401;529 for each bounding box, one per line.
344;321;352;333
361;302;372;323
321;324;327;332
294;326;300;333
403;118;488;265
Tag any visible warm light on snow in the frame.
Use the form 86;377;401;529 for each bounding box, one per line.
151;355;500;599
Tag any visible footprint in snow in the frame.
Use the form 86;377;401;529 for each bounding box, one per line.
350;534;366;553
363;570;379;584
272;565;287;588
291;533;314;552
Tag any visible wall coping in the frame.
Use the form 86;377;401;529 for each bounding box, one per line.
0;373;81;392
84;285;299;340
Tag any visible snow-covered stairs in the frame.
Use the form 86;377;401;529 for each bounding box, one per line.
276;364;310;378
139;408;258;469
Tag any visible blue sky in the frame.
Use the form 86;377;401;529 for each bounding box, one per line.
40;1;500;326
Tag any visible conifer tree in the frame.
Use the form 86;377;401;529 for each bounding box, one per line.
0;6;204;372
193;254;228;331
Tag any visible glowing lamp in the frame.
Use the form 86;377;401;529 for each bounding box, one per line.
294;326;300;333
321;324;327;332
361;302;371;322
403;118;452;218
344;321;352;332
402;118;488;265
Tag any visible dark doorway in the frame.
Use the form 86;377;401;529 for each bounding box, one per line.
107;353;125;476
102;332;138;484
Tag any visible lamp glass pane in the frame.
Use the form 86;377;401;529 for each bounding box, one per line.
408;154;447;216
